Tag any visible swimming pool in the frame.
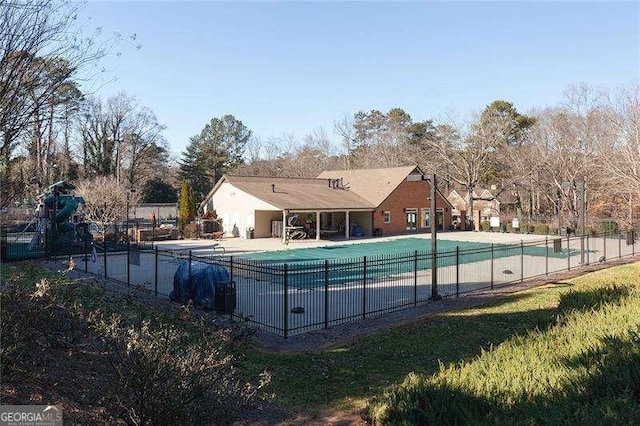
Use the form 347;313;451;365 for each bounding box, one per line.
240;237;566;263
238;237;573;288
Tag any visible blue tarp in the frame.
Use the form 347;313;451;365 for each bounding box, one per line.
170;261;231;310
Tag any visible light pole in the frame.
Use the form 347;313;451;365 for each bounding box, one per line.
556;189;562;236
125;188;135;242
125;188;135;285
425;173;440;301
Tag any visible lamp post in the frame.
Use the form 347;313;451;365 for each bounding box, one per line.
556;189;562;236
125;188;135;242
425;173;440;301
125;188;135;285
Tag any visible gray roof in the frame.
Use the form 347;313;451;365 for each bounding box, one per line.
317;165;421;206
211;175;375;211
201;165;433;211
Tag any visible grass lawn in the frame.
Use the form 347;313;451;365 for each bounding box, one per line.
247;262;640;423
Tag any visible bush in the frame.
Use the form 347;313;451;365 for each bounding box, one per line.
535;224;550;235
181;223;201;239
598;221;619;235
480;222;491;232
0;276;92;382
1;264;267;424
100;316;266;425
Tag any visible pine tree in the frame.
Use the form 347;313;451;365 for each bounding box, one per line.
178;179;195;230
187;183;196;222
178;114;251;202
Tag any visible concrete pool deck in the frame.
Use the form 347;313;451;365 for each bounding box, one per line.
149;231;550;256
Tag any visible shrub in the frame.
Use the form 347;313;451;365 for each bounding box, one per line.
535;224;550;235
598;221;619;235
99;316;267;425
480;222;491;232
0;277;88;381
1;264;267;424
181;223;201;239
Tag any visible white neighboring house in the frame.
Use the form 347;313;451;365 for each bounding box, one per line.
199;174;375;240
202;177;286;238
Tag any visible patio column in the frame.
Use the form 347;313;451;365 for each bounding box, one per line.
282;209;287;244
316;211;320;241
345;210;350;239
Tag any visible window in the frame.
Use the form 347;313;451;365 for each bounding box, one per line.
421;208;431;228
383;211;391;223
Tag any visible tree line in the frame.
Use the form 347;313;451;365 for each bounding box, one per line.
230;82;639;230
2;1;638;232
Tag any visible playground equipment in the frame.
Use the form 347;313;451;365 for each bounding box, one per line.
28;181;91;251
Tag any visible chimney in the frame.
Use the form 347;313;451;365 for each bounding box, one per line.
271;184;275;192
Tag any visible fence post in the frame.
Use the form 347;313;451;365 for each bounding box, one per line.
188;250;192;293
619;232;622;259
455;246;459;298
603;233;606;262
324;260;329;329
362;256;367;320
586;235;590;265
230;256;234;284
154;246;158;297
545;236;549;276
103;237;107;279
567;234;571;271
127;237;130;287
413;250;418;306
284;264;289;339
490;243;494;290
520;240;524;284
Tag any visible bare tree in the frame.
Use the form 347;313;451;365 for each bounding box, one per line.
599;82;640;201
75;176;139;234
0;0;112;207
527;84;612;230
78;93;168;192
333;114;355;169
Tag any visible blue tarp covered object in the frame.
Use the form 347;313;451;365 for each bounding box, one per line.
170;261;231;310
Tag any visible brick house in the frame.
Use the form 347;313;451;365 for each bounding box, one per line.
200;165;453;241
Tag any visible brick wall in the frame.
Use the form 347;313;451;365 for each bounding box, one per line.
373;179;453;236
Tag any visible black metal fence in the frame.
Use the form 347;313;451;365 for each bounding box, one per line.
2;230;639;338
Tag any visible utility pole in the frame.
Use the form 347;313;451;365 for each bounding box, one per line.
425;173;440;301
556;189;562;236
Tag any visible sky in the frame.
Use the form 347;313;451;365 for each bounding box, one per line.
78;1;640;158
